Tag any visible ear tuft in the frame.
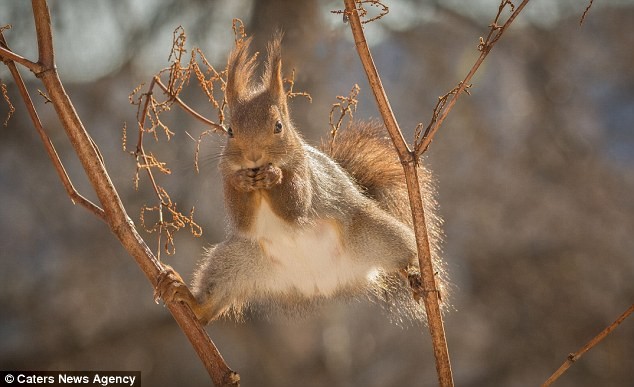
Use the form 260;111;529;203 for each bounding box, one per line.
263;31;285;102
226;37;257;108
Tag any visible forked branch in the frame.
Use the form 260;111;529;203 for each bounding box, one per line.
328;84;360;153
342;1;453;385
414;0;530;156
154;77;225;131
0;1;239;385
0;32;105;220
126;27;228;257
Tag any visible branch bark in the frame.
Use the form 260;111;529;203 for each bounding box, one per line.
0;1;239;385
342;1;454;386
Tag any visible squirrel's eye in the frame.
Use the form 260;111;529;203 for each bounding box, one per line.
274;120;283;134
227;126;234;138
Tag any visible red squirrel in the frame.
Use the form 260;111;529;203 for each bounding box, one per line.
156;36;447;324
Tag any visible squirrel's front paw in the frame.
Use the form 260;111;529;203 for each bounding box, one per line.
254;164;282;189
230;164;282;192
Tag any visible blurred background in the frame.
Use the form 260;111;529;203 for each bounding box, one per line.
1;0;633;386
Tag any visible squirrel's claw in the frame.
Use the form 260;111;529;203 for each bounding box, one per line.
407;272;424;303
404;270;444;304
154;265;213;325
154;265;190;304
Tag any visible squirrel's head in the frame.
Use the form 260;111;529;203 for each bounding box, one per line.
222;35;301;172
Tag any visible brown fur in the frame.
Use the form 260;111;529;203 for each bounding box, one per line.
179;35;448;324
324;122;411;225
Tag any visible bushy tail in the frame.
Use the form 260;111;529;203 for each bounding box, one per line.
323;120;448;322
325;121;440;227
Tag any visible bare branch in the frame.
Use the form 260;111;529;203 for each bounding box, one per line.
126;26;231;257
0;25;42;73
187;129;217;174
328;84;360;152
415;83;471;146
580;0;594;26
130;79;202;257
232;18;247;44
0;45;42;73
140;187;202;256
284;69;312;102
333;0;389;24
1;80;15;127
2;1;240;384
542;304;634;387
154;77;225;132
343;1;453;385
414;0;530;156
37;88;52;103
0;32;105;219
342;1;410;158
31;0;55;70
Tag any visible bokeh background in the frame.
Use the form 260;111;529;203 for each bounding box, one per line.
1;1;633;386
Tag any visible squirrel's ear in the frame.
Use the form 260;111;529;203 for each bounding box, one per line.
264;33;285;104
226;37;256;108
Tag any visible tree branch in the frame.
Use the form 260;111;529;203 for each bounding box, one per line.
580;0;595;26
1;32;105;220
414;0;531;156
31;0;54;70
343;1;454;386
342;1;410;158
1;1;239;385
0;45;42;73
542;304;634;387
154;76;226;132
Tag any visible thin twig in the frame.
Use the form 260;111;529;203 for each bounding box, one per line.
187;129;216;174
414;0;530;156
333;0;389;24
133;78;205;258
37;88;52;103
136;79;168;193
542;304;634;387
328;84;360;152
2;80;15;126
285;69;312;102
127;26;228;257
154;77;225;132
580;0;595;26
343;1;454;386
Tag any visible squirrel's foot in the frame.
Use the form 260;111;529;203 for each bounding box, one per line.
403;269;443;304
154;265;211;325
230;164;282;192
407;271;424;303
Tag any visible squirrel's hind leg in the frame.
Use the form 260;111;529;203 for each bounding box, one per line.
190;236;269;321
348;206;418;271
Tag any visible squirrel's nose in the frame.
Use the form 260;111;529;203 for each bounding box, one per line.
244;150;264;168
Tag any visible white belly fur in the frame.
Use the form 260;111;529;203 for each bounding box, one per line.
252;200;373;297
